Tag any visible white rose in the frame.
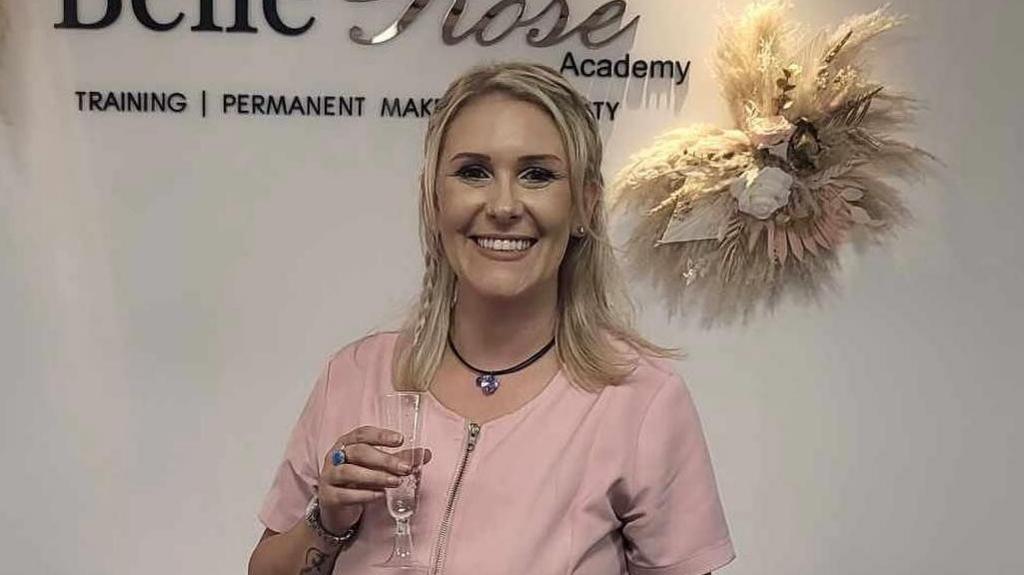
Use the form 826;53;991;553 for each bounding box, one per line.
730;167;794;220
747;115;795;148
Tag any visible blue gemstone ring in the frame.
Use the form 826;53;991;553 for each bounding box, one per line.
331;446;347;466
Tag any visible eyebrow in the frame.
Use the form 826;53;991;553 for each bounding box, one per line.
447;152;565;165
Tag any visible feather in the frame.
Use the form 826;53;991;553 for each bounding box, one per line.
748;220;766;253
801;229;820;256
812;217;833;249
788;227;805;262
775;222;790;265
826;86;884;128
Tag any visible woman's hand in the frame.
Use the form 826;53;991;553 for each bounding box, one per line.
317;425;432;534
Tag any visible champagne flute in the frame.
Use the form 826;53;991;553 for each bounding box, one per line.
375;392;428;571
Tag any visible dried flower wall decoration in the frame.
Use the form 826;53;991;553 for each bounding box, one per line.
611;0;935;326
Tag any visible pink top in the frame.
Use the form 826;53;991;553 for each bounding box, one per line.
258;331;736;575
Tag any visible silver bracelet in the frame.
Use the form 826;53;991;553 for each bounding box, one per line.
304;496;359;549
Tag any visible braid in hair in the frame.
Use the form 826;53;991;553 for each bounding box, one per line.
411;252;438;351
396;231;453;392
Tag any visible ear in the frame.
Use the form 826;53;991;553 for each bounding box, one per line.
574;182;601;230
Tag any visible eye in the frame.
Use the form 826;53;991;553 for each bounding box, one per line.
520;167;562;185
453;164;491;181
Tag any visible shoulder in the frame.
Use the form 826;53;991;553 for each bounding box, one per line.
328;330;401;365
597;335;691;416
608;333;685;393
321;330;402;386
627;354;692;414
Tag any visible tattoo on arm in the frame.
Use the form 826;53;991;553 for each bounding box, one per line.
299;547;331;574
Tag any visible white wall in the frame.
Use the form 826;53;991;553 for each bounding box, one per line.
1;0;1021;573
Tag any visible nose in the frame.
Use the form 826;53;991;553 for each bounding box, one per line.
485;174;524;223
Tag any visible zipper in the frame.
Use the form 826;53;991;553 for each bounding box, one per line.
429;421;481;575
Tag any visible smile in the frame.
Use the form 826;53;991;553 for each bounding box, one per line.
471;236;537;253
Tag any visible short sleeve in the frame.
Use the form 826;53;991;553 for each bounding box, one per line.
256;358;332;533
621;373;736;575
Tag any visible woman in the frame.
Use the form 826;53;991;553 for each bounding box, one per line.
249;62;736;575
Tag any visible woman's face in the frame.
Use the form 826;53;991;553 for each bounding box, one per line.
436;92;577;303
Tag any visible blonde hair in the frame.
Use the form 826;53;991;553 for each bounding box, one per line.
392;61;677;393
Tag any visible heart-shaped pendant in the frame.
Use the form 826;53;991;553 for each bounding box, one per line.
475;374;500;395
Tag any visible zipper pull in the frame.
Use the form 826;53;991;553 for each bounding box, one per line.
466;422;481;452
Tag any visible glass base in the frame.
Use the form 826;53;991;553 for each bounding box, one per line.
374;542;429;572
372;560;429;572
375;516;427;572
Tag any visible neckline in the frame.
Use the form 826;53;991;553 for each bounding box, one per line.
383;330;565;430
426;365;564;429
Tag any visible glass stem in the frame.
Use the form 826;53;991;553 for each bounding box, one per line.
391;517;415;560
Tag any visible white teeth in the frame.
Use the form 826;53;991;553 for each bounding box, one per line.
475;237;533;252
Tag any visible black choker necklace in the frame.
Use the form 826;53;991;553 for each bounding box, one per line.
447;331;556;396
